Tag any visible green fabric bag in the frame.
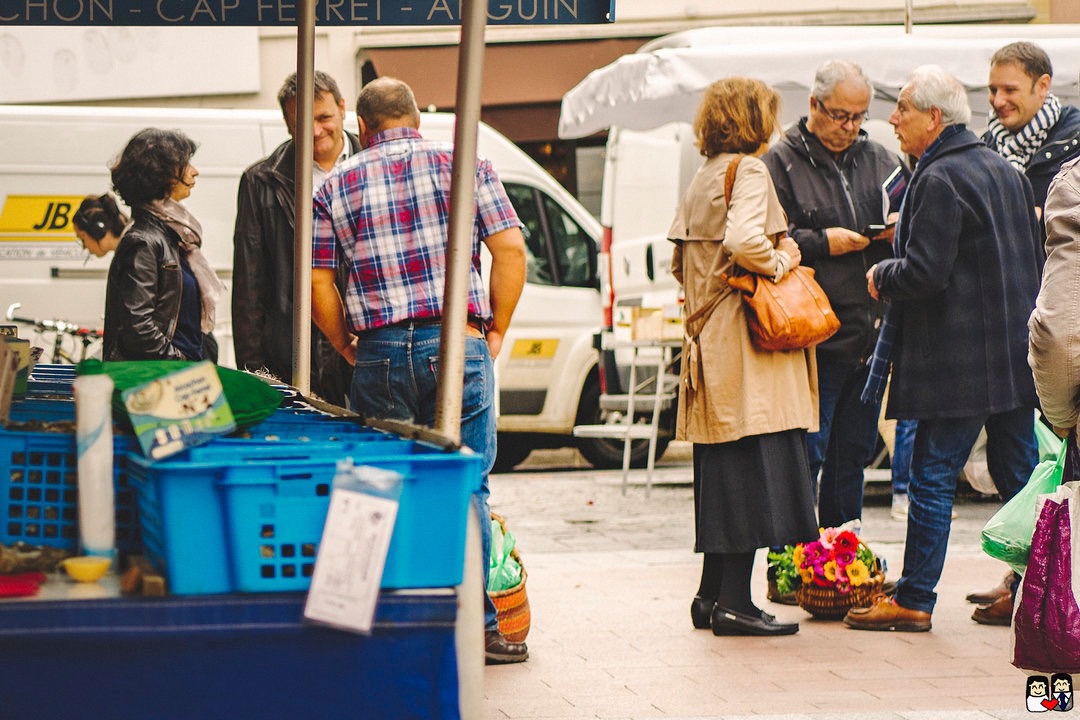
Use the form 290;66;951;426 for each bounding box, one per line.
981;436;1068;575
78;359;283;430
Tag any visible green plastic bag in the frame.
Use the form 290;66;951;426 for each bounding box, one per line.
487;517;522;593
981;436;1068;574
1035;412;1063;463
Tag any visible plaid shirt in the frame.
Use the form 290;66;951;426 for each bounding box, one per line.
312;126;520;332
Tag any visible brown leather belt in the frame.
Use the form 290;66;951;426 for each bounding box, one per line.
361;318;485;338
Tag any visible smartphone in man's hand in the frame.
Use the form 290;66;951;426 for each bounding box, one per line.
860;222;894;238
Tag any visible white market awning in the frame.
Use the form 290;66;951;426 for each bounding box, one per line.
559;24;1080;138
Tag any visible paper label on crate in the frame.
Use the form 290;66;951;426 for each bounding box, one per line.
121;361;236;460
304;488;398;635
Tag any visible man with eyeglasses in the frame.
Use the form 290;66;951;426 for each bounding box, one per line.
763;60;903;602
965;41;1080;628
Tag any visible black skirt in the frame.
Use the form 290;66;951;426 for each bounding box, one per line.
693;429;818;553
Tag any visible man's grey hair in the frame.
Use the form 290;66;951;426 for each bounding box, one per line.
905;65;972;126
812;59;873;102
356;77;421;132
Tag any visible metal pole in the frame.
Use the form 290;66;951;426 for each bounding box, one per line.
434;0;487;442
905;0;913;33
440;2;488;715
291;0;316;394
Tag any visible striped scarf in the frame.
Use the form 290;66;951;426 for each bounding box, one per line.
987;93;1062;171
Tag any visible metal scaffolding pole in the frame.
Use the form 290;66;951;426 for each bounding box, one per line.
290;0;315;394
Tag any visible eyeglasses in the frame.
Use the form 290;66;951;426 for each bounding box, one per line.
815;100;869;126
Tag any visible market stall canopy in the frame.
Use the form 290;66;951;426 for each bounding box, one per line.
558;24;1080;139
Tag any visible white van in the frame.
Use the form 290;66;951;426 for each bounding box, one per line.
0;105;630;469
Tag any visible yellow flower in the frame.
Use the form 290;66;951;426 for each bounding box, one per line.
846;559;870;587
823;560;837;582
792;544;805;567
798;566;814;584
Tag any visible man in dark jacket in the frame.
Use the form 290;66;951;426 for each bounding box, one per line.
968;41;1080;625
984;41;1080;223
232;70;358;404
845;65;1042;633
763;60;903;536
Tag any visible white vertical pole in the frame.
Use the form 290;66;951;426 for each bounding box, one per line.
442;1;489;717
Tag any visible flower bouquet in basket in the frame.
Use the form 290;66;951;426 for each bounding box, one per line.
767;521;885;620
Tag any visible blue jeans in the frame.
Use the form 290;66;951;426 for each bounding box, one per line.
349;322;500;631
891;419;917;495
894;406;1037;614
805;358;882;527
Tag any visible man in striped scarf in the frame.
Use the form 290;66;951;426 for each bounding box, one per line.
985;41;1080;228
967;41;1080;628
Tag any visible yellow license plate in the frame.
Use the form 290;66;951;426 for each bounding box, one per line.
510;339;558;359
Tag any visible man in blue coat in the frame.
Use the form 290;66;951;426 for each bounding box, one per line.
844;65;1042;632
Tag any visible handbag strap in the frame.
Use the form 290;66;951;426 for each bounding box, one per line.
683;155;746;341
725;154;743;207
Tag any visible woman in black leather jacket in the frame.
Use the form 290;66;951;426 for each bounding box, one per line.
103;128;225;362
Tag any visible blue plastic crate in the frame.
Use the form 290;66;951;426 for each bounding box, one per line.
7;397;76;423
0;427;139;552
27;364;76;379
127;438;479;594
24;377;74;397
244;415;385;442
220;450;481;592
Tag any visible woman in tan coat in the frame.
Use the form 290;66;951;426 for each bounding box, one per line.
669;78;819;637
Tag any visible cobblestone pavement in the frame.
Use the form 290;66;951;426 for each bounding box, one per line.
483;444;1037;720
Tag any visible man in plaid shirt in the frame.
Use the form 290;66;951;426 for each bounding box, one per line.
311;77;528;664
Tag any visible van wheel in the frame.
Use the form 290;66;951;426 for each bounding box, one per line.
493;433;534;473
575;380;671;470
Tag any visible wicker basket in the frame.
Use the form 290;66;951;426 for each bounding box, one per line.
489;514;530;642
795;569;885;620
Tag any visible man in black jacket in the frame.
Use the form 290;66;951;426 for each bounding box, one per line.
232;71;359;404
985;41;1080;224
763;61;903;541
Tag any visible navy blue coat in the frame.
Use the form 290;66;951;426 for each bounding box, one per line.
874;128;1042;420
763;121;902;366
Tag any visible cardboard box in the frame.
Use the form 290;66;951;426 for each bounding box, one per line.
631;306;683;342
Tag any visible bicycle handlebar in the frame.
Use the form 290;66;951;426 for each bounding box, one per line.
5;303;104;339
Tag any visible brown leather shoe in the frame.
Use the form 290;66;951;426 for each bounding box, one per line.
972;593;1014;626
965;570;1014;605
485;630;528;665
843;595;932;632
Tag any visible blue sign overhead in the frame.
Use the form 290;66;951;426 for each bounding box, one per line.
0;0;614;25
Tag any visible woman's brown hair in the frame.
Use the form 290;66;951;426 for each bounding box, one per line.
694;77;781;158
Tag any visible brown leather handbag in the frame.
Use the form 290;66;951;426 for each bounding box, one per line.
724;156;840;352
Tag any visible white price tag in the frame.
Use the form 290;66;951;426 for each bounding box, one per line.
303;487;398;634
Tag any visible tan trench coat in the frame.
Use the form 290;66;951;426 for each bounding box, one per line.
668;153;818;445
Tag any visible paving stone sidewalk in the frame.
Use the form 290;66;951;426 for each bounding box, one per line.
483;447;1037;720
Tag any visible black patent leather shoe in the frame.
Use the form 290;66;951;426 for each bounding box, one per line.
691;595;715;629
710;605;799;636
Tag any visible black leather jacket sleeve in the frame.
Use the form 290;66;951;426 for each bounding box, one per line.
232;168;270;371
103;215;185;360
